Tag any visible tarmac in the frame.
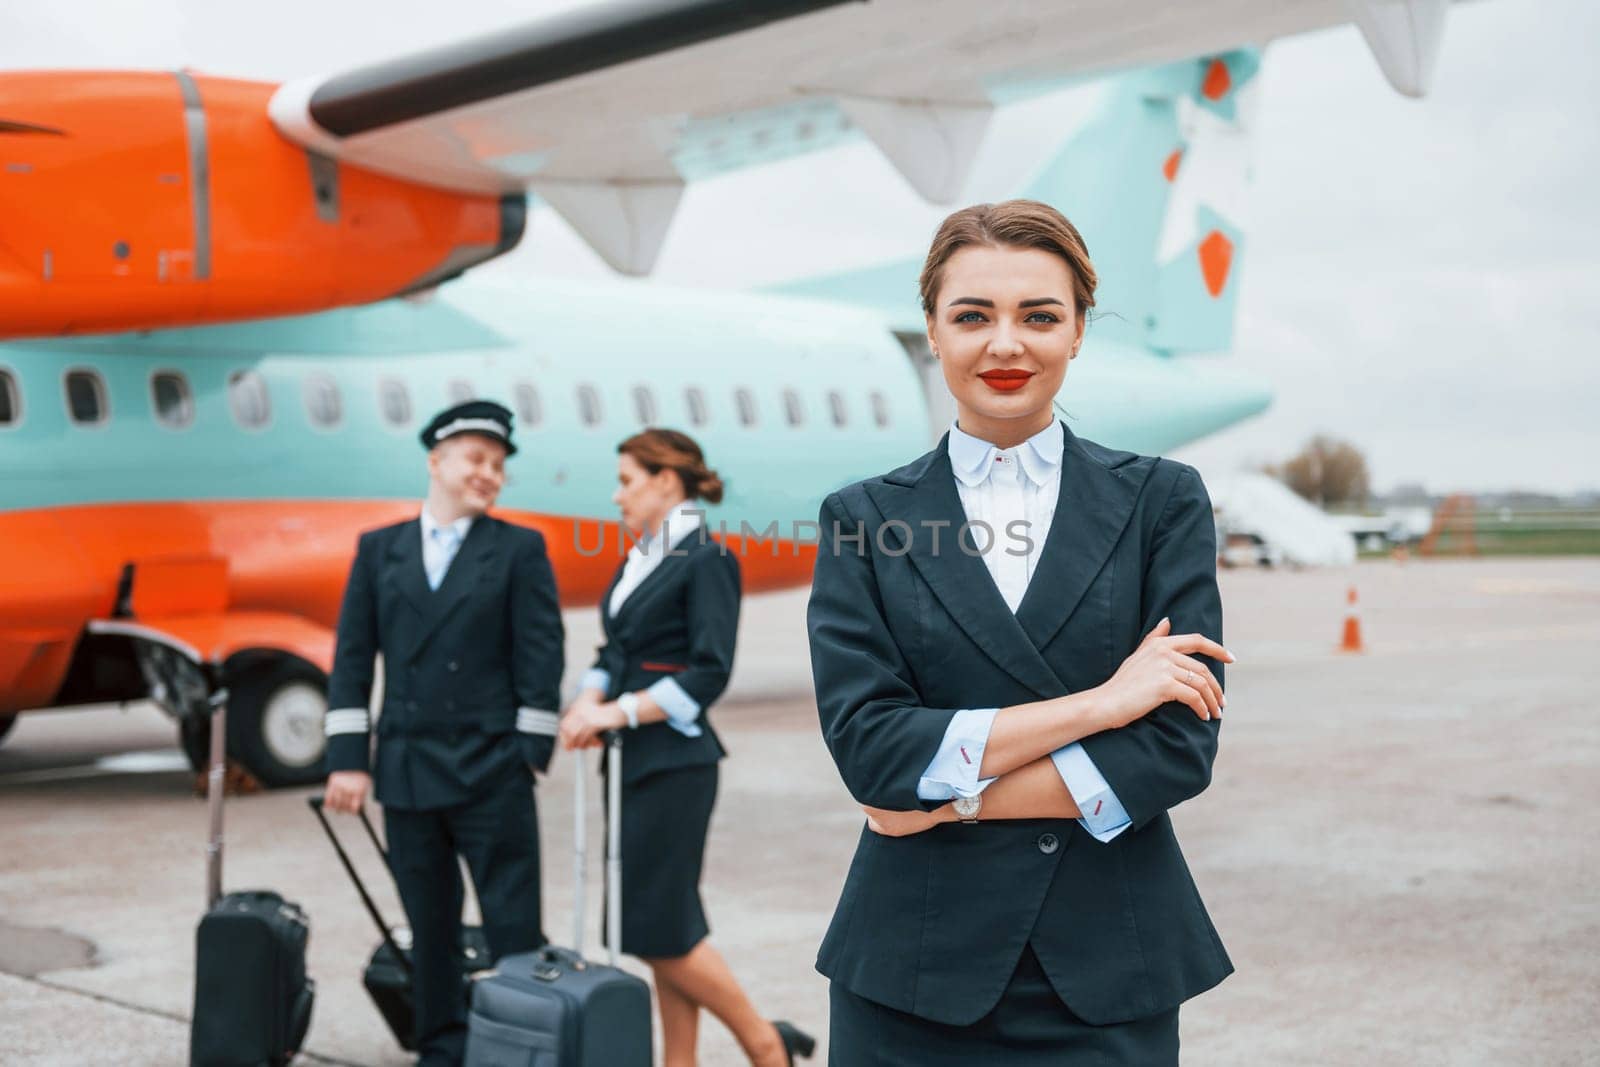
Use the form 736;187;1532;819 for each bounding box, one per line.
1;557;1596;1066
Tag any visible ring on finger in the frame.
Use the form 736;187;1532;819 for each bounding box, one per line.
1185;670;1195;684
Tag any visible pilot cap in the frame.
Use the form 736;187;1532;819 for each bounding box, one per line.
419;400;517;456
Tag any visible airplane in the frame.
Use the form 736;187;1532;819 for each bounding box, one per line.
0;2;1453;786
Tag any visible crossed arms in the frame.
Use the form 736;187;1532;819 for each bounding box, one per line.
808;466;1232;841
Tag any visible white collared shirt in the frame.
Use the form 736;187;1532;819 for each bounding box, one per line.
582;499;709;739
607;499;706;618
947;417;1064;611
918;420;1132;843
420;507;474;591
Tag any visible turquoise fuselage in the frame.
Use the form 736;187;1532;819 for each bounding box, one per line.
0;274;1268;524
0;278;929;526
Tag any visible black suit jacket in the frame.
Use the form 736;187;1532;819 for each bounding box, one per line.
589;533;740;785
325;514;565;811
806;424;1231;1026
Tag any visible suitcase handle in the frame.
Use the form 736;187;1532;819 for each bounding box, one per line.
204;687;228;910
307;796;413;976
571;733;623;967
606;734;622;969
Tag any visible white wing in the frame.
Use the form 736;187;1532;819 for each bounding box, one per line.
269;0;1450;273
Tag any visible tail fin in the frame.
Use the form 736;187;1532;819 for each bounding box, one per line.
1050;50;1260;354
769;50;1261;356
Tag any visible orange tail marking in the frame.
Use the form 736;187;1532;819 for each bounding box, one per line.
1202;58;1232;101
1198;230;1234;297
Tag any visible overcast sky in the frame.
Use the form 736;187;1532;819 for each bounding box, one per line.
4;0;1596;494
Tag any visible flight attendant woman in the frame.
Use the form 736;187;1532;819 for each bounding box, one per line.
807;200;1237;1064
559;428;814;1067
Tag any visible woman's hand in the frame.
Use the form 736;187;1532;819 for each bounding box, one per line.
862;804;951;837
1092;617;1234;729
559;698;623;750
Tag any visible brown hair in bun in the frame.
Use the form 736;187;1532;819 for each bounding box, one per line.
618;428;724;505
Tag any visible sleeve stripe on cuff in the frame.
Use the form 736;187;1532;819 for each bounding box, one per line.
517;708;560;736
325;708;370;736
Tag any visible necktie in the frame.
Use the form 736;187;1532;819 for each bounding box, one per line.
990;453;1030;613
428;526;461;591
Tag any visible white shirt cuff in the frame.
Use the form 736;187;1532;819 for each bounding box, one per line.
646;677;703;738
578;668;611;698
916;707;999;801
1050;742;1132;842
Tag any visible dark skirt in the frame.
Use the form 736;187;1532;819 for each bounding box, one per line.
604;762;718;958
828;945;1179;1066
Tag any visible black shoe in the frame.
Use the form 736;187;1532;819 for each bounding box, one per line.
773;1020;816;1064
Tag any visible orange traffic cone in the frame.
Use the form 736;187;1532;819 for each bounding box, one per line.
1338;585;1364;653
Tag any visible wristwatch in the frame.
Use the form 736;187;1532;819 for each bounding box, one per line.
617;691;641;730
952;795;982;824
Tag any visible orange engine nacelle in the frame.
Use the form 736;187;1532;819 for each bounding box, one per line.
0;71;523;338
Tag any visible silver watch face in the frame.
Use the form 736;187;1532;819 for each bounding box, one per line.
953;796;981;820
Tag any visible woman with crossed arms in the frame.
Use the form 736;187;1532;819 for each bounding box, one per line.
807;200;1236;1064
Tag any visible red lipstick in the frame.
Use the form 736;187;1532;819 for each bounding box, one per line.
978;369;1034;392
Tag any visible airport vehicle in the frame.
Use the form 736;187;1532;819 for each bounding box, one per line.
0;2;1450;784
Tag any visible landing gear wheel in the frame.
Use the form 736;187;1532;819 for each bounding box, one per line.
225;661;329;788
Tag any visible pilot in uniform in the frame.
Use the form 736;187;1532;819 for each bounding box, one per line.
321;400;565;1067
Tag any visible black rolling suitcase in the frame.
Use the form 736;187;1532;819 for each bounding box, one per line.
191;692;315;1067
308;795;490;1051
464;733;652;1066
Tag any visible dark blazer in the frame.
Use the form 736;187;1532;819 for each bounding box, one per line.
325;514;565;811
590;533;740;786
807;423;1232;1027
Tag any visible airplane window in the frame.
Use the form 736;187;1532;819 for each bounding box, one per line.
514;382;542;427
869;390;891;429
448;379;474;404
304;373;342;429
632;386;657;427
577;384;602;426
0;368;19;426
379;378;412;426
228;369;271;429
64;369;108;426
685;386;708;427
782;388;805;427
734;387;758;428
827;389;848;428
151;371;194;429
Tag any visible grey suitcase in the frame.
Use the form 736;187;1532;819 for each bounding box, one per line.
463;733;652;1066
